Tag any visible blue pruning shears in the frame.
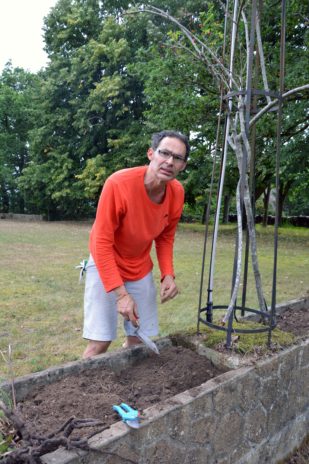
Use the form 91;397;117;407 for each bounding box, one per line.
112;403;140;429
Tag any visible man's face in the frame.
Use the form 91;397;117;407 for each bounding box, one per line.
147;137;187;182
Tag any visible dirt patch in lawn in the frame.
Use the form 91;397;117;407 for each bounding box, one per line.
17;346;226;439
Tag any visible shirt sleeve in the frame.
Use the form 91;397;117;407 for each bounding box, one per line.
90;178;125;292
155;186;184;280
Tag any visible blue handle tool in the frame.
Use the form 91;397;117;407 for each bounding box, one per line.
112;403;140;428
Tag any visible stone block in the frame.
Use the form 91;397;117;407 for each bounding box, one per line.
184;390;214;421
213;409;244;454
144;437;188;464
267;394;292;436
211;368;253;415
256;355;280;380
259;374;280;410
295;366;309;410
103;443;140;464
279;348;299;381
299;340;309;368
211;454;229;464
140;402;183;444
229;440;254;464
190;414;217;444
183;445;213;464
244;404;267;444
163;406;191;443
233;371;261;413
212;383;239;415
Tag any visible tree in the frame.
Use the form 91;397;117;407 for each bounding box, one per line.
12;0;307;223
19;0;225;219
0;64;39;213
130;2;226;220
137;2;308;326
252;0;309;223
136;1;308;222
19;1;151;218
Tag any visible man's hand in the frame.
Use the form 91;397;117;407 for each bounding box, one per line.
115;288;139;327
160;275;179;303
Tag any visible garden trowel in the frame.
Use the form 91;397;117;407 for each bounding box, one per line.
135;327;160;355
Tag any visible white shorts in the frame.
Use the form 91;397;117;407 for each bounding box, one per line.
83;255;158;341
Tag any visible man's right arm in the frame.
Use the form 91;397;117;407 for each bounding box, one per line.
90;178;124;291
91;180;139;325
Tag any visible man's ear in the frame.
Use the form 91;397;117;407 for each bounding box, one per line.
179;161;187;172
147;148;154;161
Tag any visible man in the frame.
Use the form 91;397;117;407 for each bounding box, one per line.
83;130;189;358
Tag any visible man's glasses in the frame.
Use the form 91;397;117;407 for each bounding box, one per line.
156;149;186;165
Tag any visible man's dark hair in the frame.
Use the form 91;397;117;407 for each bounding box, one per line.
151;130;190;159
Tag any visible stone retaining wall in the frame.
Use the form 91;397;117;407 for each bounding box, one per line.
38;339;308;464
1;299;308;464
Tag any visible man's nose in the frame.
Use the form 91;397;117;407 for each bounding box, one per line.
165;155;174;165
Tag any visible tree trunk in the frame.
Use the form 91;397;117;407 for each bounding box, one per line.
1;186;10;213
278;180;293;225
201;202;208;225
241;203;247;230
222;194;230;223
19;196;25;214
262;183;271;227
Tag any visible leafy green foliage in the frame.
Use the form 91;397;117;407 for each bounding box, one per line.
75;154;107;201
0;64;39;213
0;0;307;219
17;4;151;217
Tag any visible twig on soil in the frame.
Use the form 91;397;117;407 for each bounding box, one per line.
99;380;112;393
158;361;171;372
0;401;125;464
0;400;32;444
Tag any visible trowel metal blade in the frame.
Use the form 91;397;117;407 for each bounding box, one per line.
135;328;160;355
125;419;140;429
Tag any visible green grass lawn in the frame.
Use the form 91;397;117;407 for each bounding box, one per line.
0;219;308;380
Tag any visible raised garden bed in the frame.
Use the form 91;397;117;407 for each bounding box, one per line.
0;298;308;464
17;346;227;439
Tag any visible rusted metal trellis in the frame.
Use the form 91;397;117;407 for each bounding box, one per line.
197;0;287;348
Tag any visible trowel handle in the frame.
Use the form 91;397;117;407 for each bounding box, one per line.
120;403;138;415
112;403;139;421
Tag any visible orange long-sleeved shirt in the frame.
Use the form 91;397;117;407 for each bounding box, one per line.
89;166;184;292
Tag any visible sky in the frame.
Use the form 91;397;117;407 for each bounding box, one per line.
0;0;58;73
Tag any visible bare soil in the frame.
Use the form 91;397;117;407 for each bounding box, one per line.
275;306;309;337
17;346;226;439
